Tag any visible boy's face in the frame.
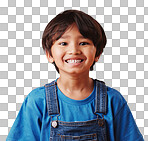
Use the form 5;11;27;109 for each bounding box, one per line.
46;24;99;75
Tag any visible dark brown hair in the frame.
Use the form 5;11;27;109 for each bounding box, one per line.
42;9;107;73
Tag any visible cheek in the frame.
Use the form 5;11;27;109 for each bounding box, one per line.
88;47;96;57
52;48;65;60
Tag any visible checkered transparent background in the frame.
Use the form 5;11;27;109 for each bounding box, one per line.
0;0;148;140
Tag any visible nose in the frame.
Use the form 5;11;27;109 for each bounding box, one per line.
67;43;81;55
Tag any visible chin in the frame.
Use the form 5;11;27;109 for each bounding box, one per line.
67;69;89;76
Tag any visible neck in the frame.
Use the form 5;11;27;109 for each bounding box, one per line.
57;72;94;100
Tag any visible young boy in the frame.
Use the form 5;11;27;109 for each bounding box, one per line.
7;10;144;141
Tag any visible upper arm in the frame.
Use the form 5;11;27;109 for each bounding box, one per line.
113;103;144;141
6;90;44;141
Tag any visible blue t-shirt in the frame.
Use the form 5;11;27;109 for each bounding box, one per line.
6;81;144;141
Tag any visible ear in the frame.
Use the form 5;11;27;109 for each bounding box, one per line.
46;50;54;63
94;54;101;62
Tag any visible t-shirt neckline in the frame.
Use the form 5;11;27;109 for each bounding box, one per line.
55;78;96;105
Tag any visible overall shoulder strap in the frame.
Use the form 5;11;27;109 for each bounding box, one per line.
44;80;60;116
94;79;108;115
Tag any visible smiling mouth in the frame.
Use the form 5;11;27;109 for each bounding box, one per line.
65;59;84;63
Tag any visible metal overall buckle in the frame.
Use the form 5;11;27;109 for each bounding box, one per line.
98;114;105;127
51;114;60;128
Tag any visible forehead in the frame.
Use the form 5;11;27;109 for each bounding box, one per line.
59;24;85;39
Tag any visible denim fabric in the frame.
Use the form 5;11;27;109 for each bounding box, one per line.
50;119;107;141
45;81;60;115
45;79;108;141
6;79;144;141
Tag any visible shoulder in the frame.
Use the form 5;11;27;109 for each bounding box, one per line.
95;79;126;104
95;79;127;111
23;86;46;110
27;86;46;100
107;86;126;105
106;86;127;117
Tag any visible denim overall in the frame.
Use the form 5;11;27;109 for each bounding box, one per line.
44;79;108;141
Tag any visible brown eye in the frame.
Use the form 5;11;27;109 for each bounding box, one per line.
60;42;67;46
79;42;89;46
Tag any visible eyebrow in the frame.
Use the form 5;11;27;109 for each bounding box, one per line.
60;35;85;39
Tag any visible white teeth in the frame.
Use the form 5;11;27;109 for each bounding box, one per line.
67;60;82;63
